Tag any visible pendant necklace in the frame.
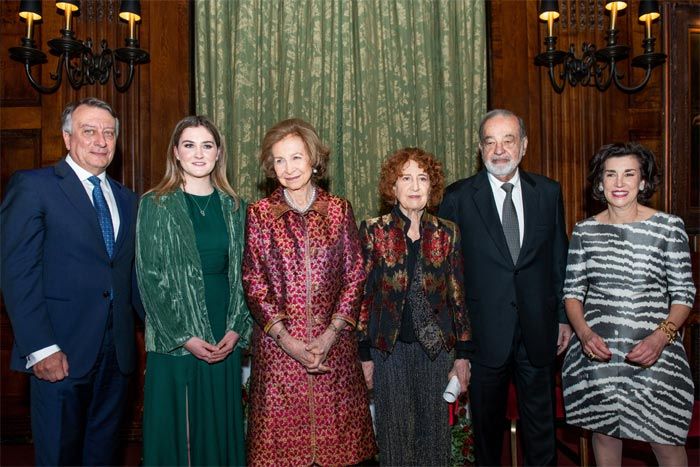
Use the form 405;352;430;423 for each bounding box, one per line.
284;185;317;213
187;192;214;216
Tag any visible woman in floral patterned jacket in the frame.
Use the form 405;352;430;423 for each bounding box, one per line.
358;147;472;466
242;118;376;466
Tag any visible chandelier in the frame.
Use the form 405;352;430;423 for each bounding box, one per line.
535;0;666;94
9;0;149;94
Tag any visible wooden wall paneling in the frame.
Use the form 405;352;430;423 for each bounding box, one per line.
488;0;666;233
0;1;41;107
0;129;41;442
137;0;193;194
0;0;192;443
665;1;700;397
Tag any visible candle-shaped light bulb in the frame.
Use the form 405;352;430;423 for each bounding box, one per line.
26;15;35;39
538;1;560;37
56;1;80;31
605;1;628;31
119;0;142;41
639;0;661;40
19;0;42;40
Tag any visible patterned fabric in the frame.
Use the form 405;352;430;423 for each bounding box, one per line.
358;209;470;354
371;342;452;466
88;176;115;258
408;262;444;360
194;0;486;221
136;190;252;354
242;187;376;466
562;212;696;445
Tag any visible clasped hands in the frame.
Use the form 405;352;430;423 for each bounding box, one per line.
580;327;666;367
277;327;338;375
184;330;240;364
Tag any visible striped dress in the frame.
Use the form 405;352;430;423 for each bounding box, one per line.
561;212;696;445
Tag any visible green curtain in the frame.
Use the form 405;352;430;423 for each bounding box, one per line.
195;0;486;221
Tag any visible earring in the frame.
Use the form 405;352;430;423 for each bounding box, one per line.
639;181;645;191
312;168;318;174
598;183;604;192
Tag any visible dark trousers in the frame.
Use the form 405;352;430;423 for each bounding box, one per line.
30;324;129;466
470;326;556;466
372;341;452;467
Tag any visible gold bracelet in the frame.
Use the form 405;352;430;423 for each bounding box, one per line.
657;320;678;344
328;321;341;334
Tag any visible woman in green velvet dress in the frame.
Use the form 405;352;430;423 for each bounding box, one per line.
136;115;251;466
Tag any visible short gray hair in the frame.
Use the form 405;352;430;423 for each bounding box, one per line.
478;109;527;142
61;97;120;137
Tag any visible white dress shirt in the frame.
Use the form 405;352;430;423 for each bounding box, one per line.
487;169;525;246
26;155;120;369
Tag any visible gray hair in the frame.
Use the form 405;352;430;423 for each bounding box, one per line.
478;109;527;142
61;97;120;137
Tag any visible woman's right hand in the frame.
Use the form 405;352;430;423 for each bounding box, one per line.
279;335;329;374
184;336;220;363
579;327;612;362
361;361;374;390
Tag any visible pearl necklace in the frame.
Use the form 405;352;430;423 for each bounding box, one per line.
283;185;317;213
187;192;214;216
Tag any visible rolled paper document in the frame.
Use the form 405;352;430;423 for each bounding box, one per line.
443;375;461;403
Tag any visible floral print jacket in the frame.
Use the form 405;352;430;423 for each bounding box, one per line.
358;208;471;355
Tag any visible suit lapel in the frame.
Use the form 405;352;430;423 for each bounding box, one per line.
518;171;539;266
472;171;513;266
55;159;106;253
109;177;131;256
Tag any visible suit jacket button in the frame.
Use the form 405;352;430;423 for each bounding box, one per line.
103;290;110;298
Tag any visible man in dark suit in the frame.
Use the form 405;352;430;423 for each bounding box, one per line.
1;98;141;465
439;109;571;466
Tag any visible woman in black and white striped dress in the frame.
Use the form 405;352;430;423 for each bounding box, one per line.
562;142;696;466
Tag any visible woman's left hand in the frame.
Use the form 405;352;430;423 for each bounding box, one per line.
305;329;338;372
448;359;470;395
210;331;240;363
626;329;667;367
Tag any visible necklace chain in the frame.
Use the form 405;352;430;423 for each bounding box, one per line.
283;185;317;213
187;192;214;216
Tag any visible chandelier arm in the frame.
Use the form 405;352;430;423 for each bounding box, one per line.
65;52;86;89
24;61;62;94
548;64;566;94
613;65;653;94
593;60;615;92
113;61;136;93
98;47;115;85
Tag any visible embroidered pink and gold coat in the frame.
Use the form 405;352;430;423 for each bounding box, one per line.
243;187;376;467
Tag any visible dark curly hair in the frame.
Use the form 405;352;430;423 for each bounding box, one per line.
378;147;445;210
588;142;661;203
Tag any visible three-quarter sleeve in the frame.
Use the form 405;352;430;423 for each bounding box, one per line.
330;201;367;328
357;220;377;361
242;204;288;333
563;225;588;303
665;216;696;307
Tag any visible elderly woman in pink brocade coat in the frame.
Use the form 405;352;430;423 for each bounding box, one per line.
242;118;376;467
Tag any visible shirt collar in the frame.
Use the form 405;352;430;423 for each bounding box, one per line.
270;186;329;219
66;154;107;183
487;168;521;191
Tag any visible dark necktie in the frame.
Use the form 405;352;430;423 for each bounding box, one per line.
501;182;520;264
88;175;115;258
